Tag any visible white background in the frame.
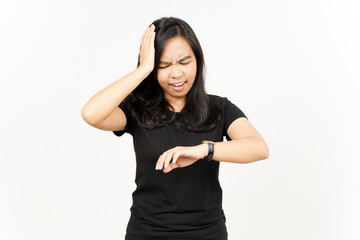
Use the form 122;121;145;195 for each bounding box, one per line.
1;0;359;239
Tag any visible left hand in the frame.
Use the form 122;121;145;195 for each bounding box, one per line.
155;144;208;173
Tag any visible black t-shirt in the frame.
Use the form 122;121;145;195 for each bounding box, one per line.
113;94;247;240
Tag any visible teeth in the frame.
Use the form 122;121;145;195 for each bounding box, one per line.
172;82;185;87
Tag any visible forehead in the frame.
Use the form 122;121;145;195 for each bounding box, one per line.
160;36;194;59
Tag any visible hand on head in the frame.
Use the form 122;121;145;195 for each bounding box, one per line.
139;24;156;73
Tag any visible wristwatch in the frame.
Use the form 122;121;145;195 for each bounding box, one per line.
202;140;214;161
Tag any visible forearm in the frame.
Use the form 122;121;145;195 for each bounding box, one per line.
81;67;151;124
201;137;269;163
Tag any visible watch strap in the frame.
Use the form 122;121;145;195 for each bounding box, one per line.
202;140;214;161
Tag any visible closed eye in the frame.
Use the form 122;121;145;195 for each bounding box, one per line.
158;65;168;69
158;62;190;69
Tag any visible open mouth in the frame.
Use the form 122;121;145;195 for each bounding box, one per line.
169;81;186;91
169;81;186;87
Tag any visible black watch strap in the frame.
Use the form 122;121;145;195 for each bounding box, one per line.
202;140;214;161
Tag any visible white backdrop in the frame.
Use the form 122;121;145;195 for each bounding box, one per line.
1;0;359;239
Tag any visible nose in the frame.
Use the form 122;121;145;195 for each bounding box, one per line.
170;64;183;78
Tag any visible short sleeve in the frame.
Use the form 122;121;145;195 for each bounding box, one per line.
222;97;248;141
112;100;133;137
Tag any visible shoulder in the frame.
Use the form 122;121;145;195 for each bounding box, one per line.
208;93;247;118
208;93;222;100
207;94;225;103
207;94;228;108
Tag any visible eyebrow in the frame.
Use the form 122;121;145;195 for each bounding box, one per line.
159;56;192;65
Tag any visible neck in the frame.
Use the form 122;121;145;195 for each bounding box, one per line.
164;94;186;112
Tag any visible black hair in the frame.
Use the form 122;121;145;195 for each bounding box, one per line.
124;16;220;132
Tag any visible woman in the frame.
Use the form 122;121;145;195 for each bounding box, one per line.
81;16;269;240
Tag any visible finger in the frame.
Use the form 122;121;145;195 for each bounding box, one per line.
157;151;168;170
164;154;172;168
144;25;154;48
172;152;181;164
163;162;177;173
143;29;151;49
164;152;175;169
141;26;152;49
141;27;150;48
150;31;156;46
155;154;162;170
156;153;166;170
161;151;172;169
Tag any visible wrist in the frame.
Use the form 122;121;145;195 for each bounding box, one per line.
200;143;208;159
201;140;215;161
137;65;153;75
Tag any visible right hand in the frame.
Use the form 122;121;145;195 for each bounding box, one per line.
138;24;156;73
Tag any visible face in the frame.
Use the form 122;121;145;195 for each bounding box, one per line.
156;36;197;105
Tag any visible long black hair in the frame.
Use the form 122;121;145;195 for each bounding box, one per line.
124;16;220;132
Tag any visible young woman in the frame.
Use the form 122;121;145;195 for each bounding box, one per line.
81;16;269;240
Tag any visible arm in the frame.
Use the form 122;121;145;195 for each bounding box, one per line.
81;24;156;128
156;117;269;173
81;67;150;125
207;117;270;163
